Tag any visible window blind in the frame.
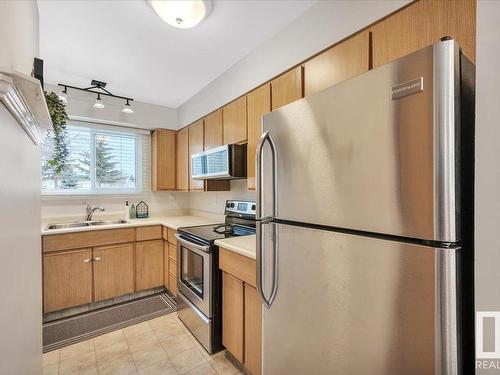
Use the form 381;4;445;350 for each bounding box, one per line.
41;121;151;195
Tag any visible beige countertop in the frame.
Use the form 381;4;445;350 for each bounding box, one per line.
215;235;256;259
41;215;224;235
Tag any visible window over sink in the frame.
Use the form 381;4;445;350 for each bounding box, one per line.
41;121;150;195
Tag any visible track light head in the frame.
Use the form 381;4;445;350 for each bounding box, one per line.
93;93;104;109
122;99;134;114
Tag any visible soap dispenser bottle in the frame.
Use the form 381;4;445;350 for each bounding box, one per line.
124;201;129;220
130;204;136;219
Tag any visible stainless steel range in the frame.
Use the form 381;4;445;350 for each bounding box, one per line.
175;200;256;354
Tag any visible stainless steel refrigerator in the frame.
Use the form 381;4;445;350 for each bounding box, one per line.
256;39;474;375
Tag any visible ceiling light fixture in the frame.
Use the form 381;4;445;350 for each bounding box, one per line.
58;86;68;103
122;99;134;114
147;0;212;29
93;93;104;109
57;80;133;113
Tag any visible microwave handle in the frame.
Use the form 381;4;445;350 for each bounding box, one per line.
255;130;279;309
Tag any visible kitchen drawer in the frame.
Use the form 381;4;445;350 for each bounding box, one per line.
42;228;135;253
169;258;177;277
164;241;169;289
136;225;162;241
167;228;177;246
162;226;169;241
219;248;256;287
169;273;178;296
168;243;177;262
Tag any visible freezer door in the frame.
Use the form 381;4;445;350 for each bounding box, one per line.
260;223;459;375
260;40;460;242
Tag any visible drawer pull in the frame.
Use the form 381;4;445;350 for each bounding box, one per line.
83;258;92;263
93;257;102;261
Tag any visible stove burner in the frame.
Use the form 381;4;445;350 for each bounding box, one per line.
213;224;234;234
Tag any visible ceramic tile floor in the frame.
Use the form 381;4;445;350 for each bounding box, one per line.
42;313;242;375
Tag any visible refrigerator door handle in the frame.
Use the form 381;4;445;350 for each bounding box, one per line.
256;130;277;221
256;130;279;309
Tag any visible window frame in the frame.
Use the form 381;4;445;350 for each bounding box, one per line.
41;121;150;197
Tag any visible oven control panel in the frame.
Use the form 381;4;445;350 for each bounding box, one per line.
225;200;256;216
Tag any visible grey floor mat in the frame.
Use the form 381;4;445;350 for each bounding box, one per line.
43;293;176;352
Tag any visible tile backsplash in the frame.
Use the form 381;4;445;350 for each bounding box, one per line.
41;180;255;220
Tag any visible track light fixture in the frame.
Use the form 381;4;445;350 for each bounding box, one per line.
57;80;134;114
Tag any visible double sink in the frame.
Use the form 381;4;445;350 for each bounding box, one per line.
46;219;128;230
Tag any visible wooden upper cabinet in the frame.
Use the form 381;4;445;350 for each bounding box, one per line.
370;0;476;67
176;127;189;191
304;31;370;96
93;243;134;302
204;109;223;150
246;84;271;191
223;96;247;144
151;129;176;191
188;120;205;191
43;249;93;313
271;66;303;111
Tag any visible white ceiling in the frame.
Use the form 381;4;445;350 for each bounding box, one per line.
38;0;315;108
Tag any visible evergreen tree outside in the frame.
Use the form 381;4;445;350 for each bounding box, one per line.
95;136;125;187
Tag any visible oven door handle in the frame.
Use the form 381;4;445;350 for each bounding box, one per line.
175;234;211;255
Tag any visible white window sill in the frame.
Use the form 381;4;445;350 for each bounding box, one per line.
41;192;150;201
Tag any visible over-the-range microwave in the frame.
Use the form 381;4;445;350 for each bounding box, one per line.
191;144;247;180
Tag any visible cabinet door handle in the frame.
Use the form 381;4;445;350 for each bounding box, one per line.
93;257;101;261
83;258;92;263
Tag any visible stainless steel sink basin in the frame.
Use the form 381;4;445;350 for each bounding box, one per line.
46;222;91;230
45;219;129;230
90;220;129;226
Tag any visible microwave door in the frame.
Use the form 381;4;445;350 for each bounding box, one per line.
206;145;230;178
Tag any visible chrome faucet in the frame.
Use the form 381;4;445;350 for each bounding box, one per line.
86;205;105;221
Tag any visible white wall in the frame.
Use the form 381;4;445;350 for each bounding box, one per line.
0;2;42;374
475;1;500;374
45;83;177;131
177;0;409;127
188;180;255;217
0;0;39;76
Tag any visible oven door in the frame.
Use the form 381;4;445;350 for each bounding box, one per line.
176;234;213;317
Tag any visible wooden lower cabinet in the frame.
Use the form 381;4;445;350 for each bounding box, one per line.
220;248;261;374
43;249;93;313
222;272;244;362
168;242;177;262
244;284;262;375
135;240;164;291
164;241;170;289
169;273;178;296
93;243;134;302
166;235;178;296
